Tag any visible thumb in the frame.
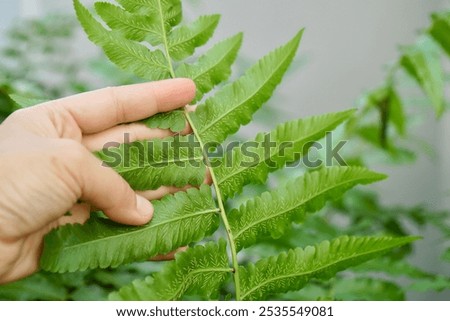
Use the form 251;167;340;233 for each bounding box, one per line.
70;143;153;225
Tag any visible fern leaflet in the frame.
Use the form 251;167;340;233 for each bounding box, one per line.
401;36;445;117
190;30;303;144
110;241;231;300
40;186;219;272
216;110;355;199
167;15;220;61
176;33;243;102
95;135;206;190
239;236;419;300
230;167;387;251
142;109;186;132
94;2;154;42
430;12;450;57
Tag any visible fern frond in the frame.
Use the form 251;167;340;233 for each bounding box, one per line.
216;110;355;199
239;235;419;300
429;12;450;57
142;109;186;132
74;0;170;80
95;135;206;190
110;241;231;300
190;30;303;143
230;167;386;251
40;185;219;272
167;15;220;61
401;36;444;117
176;33;243;102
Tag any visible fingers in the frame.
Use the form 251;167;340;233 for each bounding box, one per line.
82;120;193;152
43;78;196;134
82;123;173;151
68;142;154;225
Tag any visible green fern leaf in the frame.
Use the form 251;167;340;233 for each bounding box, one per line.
74;0;170;80
191;30;303;143
94;2;154;42
40;185;219;272
239;235;419;300
216;110;355;199
168;15;220;61
95;135;206;190
230;167;386;251
142;109;186;132
401;36;445;117
9;94;46;108
110;241;230;300
176;33;243;102
429;12;450;57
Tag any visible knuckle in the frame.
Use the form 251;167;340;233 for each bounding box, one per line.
106;86;126;123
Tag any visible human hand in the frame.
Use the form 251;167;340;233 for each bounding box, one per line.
0;78;196;284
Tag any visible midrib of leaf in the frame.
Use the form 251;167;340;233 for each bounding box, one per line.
63;209;219;252
165;267;233;301
112;155;204;175
197;48;294;135
184;110;242;300
217;120;344;186
234;176;367;240
157;0;175;77
241;245;401;300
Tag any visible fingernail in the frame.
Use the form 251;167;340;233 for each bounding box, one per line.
136;195;154;219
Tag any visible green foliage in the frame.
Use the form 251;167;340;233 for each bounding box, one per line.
400;37;444;117
347;9;450;162
429;12;450;57
95;134;206;190
176;33;243;102
41;186;219;272
0;14;91;98
110;241;230;300
230;167;386;251
239;236;419;300
216;110;355;199
143;109;186;132
30;0;424;301
191;31;303;144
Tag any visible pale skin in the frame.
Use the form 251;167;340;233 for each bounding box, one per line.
0;78;197;284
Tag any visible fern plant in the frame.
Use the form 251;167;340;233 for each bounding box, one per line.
37;0;419;301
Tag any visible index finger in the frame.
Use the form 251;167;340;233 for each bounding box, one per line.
45;78;195;134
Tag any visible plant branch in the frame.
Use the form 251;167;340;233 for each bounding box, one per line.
184;109;242;301
157;0;176;78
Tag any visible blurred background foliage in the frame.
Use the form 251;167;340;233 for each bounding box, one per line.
0;3;449;301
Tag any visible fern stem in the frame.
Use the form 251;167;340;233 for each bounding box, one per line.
157;0;176;78
184;110;242;301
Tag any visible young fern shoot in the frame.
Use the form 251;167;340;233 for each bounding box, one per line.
39;0;419;301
